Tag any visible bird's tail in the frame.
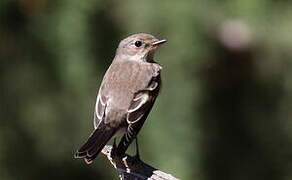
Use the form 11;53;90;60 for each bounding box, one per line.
74;124;115;164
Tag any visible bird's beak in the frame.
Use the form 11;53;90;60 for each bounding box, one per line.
152;39;167;46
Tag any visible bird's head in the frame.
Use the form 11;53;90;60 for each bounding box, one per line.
115;33;166;62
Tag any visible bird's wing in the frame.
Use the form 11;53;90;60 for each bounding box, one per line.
93;89;107;129
126;63;162;125
127;79;159;124
75;85;115;163
116;76;160;155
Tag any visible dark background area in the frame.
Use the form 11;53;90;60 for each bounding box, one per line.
1;0;292;179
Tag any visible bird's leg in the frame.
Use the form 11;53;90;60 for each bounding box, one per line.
113;138;117;149
134;137;140;160
111;138;117;157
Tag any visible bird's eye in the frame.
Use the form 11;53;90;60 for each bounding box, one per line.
134;41;142;47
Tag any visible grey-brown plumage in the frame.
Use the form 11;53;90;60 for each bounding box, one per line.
74;33;166;164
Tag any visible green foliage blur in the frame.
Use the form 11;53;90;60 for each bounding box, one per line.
1;0;292;179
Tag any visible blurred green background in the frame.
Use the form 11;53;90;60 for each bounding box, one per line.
1;0;292;179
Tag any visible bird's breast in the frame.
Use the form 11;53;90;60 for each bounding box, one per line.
103;61;156;108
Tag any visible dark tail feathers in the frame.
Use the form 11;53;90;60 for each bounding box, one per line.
74;125;115;164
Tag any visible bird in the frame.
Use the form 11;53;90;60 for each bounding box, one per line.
74;33;167;164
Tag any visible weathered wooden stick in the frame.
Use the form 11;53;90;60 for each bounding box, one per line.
101;145;180;180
